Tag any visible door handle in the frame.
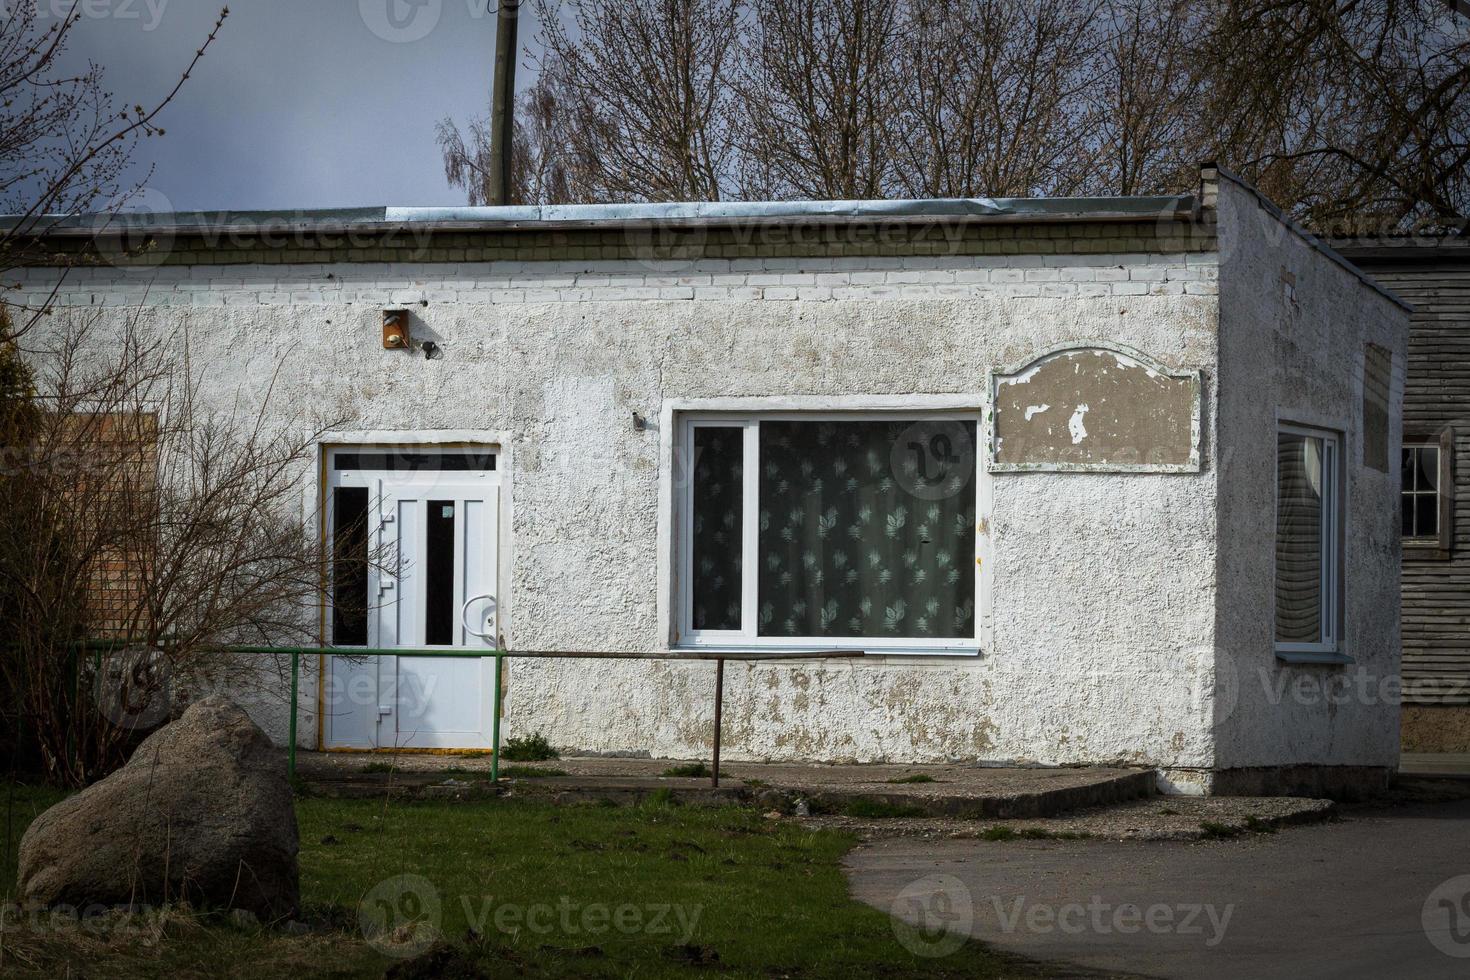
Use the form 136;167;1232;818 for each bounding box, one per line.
461;593;497;641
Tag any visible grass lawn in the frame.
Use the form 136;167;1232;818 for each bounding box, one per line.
1;783;1039;978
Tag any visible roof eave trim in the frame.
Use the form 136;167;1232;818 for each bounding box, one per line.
7;196;1199;239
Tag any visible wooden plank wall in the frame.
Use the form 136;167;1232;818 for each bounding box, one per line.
1339;241;1470;704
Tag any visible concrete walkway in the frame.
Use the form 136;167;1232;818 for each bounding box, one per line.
846;796;1470;980
295;752;1155;816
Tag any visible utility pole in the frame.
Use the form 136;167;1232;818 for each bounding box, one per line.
488;0;521;206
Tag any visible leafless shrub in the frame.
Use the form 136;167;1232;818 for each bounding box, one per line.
0;307;355;786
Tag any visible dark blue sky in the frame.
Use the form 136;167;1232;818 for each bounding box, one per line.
58;0;547;210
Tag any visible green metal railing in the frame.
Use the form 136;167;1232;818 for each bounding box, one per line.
89;643;866;786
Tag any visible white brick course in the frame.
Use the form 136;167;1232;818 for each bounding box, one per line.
10;252;1218;309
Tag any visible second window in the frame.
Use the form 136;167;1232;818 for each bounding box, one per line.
1274;424;1342;653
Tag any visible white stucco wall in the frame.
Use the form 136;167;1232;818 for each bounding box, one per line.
1211;174;1409;788
14;246;1228;776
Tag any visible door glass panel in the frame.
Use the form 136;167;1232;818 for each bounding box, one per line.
332;486;369;646
334;451;495;471
425;500;456;645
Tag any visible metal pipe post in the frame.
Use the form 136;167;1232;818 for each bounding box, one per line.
712;657;724;788
288;651;299;780
491;648;503;782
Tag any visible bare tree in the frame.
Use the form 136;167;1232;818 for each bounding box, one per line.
887;0;1099;198
449;0;1469;230
0;6;236;786
0;5;228;337
539;0;740;202
736;0;901;199
437;113;501;206
1200;0;1470;232
1082;0;1207;198
443;0;740;204
512;70;579;204
0;308;358;786
439;69;577;205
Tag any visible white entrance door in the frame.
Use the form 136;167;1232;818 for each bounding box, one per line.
323;449;499;749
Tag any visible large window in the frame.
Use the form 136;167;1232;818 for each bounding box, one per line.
1275;425;1341;654
1402;430;1453;557
678;414;982;651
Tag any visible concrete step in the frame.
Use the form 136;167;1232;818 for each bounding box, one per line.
1400;752;1470;778
779;768;1156;820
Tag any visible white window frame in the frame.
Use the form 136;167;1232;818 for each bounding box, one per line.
673;409;988;655
1274;422;1343;657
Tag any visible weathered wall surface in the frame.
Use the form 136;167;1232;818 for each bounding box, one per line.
16;243;1224;771
1335;243;1470;729
1212;174;1408;790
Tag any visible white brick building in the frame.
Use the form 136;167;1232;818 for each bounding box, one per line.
10;165;1410;795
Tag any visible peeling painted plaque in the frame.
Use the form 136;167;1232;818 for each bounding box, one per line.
990;345;1201;472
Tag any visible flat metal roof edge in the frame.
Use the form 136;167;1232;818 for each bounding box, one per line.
4;195;1197;237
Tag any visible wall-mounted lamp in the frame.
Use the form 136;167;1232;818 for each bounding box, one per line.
382;309;409;349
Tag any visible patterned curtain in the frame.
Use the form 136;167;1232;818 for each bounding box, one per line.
1275;433;1323;643
757;420;975;639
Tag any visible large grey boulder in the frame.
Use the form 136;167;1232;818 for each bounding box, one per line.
17;695;299;920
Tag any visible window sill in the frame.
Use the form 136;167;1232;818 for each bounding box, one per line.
1404;539;1453;561
1274;649;1354;666
675;642;981;658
